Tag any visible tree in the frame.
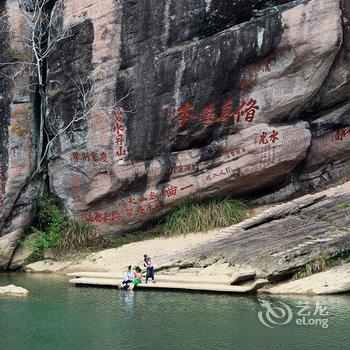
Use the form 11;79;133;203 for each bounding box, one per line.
0;0;71;170
19;0;71;170
1;1;135;175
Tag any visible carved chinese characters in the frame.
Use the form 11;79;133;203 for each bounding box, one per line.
70;151;108;163
240;61;272;90
173;98;260;127
334;128;350;142
78;123;310;227
113;108;127;159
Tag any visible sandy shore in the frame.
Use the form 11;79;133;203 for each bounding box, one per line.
24;231;224;275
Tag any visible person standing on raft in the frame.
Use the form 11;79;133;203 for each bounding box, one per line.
145;257;156;284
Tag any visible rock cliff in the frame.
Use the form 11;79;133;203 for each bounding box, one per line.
171;182;350;281
0;0;349;269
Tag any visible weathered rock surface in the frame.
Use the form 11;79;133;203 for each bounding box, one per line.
24;260;74;274
169;182;350;280
46;0;346;233
8;233;36;270
310;0;350;110
0;284;29;296
298;102;350;193
0;0;350;269
265;263;350;294
0;1;39;270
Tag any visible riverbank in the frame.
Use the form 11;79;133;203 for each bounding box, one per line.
9;182;350;295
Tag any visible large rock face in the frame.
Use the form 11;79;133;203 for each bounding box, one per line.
310;0;350;110
0;0;349;267
0;1;39;269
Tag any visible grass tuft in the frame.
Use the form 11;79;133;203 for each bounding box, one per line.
337;202;350;210
110;198;247;248
58;220;113;253
160;198;247;236
293;250;350;279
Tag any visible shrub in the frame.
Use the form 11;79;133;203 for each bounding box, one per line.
21;191;107;261
22;193;65;261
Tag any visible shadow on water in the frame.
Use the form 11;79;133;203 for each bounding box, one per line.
0;273;349;350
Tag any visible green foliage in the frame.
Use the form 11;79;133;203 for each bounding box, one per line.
293;250;350;279
110;198;247;249
329;249;350;266
22;193;64;261
337;202;350;210
22;194;247;262
58;220;113;253
317;201;350;219
21;192;109;262
293;254;331;279
160;198;247;236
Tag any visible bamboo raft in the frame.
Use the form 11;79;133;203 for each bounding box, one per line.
68;271;268;294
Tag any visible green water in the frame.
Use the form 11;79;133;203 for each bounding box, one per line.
0;274;349;350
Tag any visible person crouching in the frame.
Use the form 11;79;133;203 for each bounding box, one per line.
128;266;143;290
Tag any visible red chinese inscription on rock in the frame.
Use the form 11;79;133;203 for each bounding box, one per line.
223;147;247;161
171;163;198;175
240;60;272;90
204;166;235;182
71;174;84;204
81;200;163;224
333;128;350;142
70;151;108;163
259;146;278;166
81;181;197;225
113;108;127;159
257;130;280;145
173;98;260;127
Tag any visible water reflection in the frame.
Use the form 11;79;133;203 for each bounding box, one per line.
121;290;134;312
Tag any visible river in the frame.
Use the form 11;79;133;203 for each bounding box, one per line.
0;273;349;350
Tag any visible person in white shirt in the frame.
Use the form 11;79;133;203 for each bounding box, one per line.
118;265;133;289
